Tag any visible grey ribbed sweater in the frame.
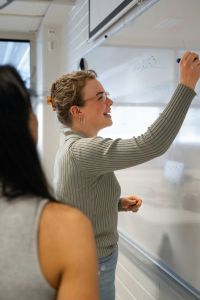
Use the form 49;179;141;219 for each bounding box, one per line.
54;84;196;258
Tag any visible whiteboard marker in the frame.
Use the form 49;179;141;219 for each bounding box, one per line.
177;57;198;63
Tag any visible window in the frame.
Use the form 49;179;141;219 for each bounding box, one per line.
0;39;30;87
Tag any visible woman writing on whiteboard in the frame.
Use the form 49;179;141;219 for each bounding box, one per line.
0;65;99;300
48;51;200;300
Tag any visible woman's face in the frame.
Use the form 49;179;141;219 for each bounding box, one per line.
29;112;38;144
81;79;113;132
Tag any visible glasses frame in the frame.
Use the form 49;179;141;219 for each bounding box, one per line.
84;91;110;102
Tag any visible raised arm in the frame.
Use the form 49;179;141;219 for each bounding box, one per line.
68;52;200;174
39;202;100;300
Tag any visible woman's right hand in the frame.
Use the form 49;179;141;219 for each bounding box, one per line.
179;51;200;90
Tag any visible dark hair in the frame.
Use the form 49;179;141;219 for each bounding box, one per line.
0;65;54;200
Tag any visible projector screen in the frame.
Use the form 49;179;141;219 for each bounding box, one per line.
89;0;138;39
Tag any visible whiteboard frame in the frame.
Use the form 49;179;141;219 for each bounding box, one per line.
119;231;200;299
88;0;138;40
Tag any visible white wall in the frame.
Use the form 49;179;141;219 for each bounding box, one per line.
35;5;70;185
65;0;92;71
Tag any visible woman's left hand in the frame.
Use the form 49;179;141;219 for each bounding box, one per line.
120;195;142;212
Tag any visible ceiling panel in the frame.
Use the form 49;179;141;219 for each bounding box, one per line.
0;0;74;33
0;0;50;15
0;14;43;32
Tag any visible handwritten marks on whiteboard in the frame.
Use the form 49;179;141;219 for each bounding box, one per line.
131;55;160;72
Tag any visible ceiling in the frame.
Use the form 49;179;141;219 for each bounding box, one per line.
0;0;74;34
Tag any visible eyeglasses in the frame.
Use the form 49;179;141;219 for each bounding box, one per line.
84;91;110;102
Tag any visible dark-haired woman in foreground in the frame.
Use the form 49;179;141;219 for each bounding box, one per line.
0;65;99;300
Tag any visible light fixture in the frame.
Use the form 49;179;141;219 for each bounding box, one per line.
0;0;15;10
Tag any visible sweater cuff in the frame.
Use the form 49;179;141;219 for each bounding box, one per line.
178;83;196;99
118;199;125;212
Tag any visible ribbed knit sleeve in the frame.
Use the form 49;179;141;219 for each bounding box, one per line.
67;84;196;174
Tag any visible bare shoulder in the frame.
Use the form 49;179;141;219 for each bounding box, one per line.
42;201;91;228
39;201;98;293
40;201;94;250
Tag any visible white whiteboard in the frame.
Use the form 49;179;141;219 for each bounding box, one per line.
85;45;200;295
89;0;138;39
86;0;200;295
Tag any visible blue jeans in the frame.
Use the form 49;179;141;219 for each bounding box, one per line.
98;246;118;300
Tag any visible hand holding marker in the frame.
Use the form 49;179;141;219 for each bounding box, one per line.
177;56;198;63
177;52;200;90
